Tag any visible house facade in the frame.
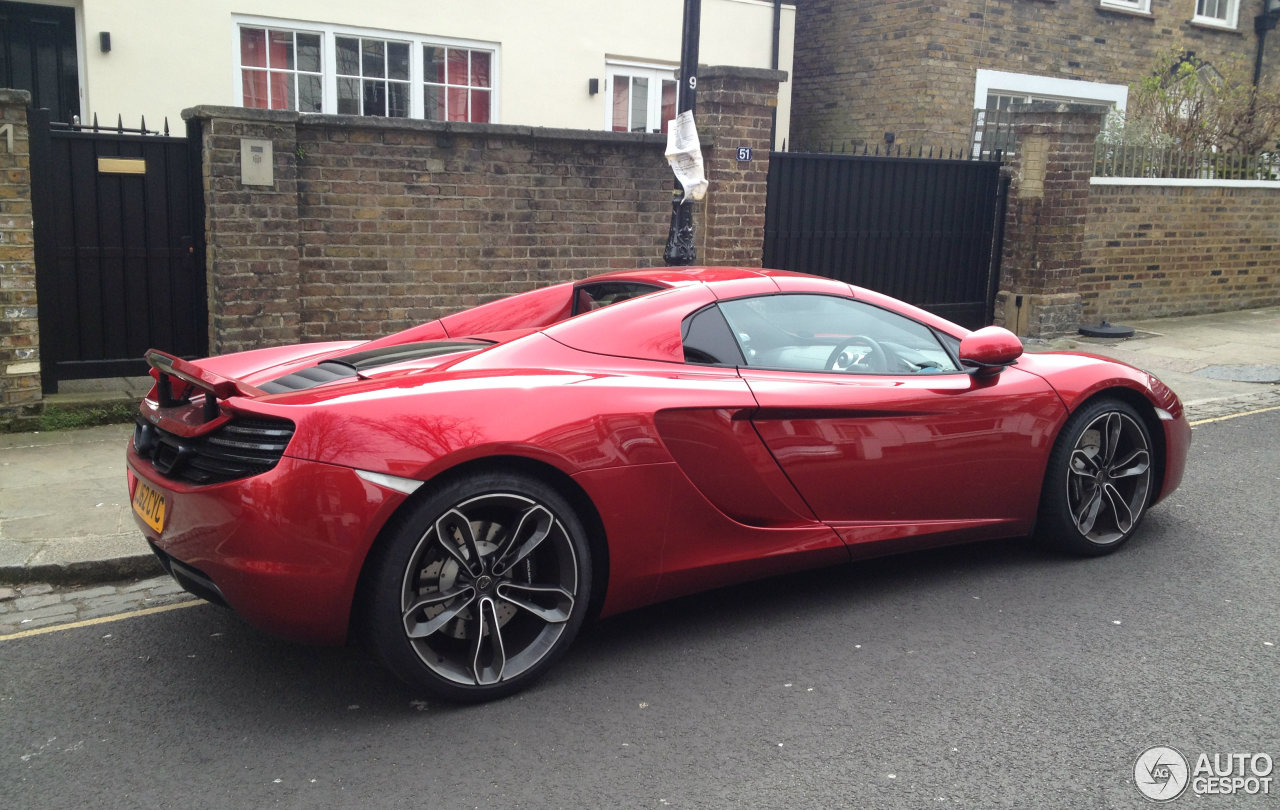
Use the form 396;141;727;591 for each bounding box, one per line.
1;0;794;143
790;0;1280;149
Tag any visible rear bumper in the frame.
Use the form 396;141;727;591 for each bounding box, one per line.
127;446;410;645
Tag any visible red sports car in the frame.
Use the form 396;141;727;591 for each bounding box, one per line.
126;267;1189;701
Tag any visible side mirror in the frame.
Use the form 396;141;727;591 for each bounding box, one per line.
958;326;1023;375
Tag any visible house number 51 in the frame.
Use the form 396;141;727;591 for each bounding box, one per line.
0;124;12;154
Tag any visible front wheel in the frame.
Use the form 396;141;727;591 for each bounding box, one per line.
1037;399;1155;556
363;472;592;702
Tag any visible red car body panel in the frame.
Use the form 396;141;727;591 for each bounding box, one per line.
126;267;1191;645
126;456;407;644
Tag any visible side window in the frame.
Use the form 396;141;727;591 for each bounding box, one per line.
681;305;744;366
573;281;663;314
717;294;961;375
606;63;677;133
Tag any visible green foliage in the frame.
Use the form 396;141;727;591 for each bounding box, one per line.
37;401;137;432
1103;47;1280;155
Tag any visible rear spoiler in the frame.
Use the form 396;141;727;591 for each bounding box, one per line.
145;349;266;423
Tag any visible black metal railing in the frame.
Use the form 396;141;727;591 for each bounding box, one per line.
970;107;1018;162
781;139;978;160
1093;142;1280;180
49;113;174;137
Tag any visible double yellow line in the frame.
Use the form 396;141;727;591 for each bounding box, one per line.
1189;404;1280;427
0;599;202;642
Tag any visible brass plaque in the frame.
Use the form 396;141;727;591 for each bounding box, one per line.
98;157;147;175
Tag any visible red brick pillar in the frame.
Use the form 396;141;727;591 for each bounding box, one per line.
695;66;786;266
185;106;302;354
994;103;1106;338
0;90;40;428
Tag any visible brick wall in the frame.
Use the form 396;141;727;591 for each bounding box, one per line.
0;90;39;430
1082;183;1280;320
191;67;786;353
792;0;1272;149
697;67;779;265
995;104;1106;338
994;102;1280;336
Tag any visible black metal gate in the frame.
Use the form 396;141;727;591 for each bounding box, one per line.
763;152;1008;330
30;111;206;392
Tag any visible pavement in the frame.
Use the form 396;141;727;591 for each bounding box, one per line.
0;306;1277;588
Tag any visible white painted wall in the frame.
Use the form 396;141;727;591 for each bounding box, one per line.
67;0;792;144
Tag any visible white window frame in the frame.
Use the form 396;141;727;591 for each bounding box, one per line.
422;45;495;123
973;70;1129;113
1192;0;1239;29
333;35;413;118
604;60;677;134
1099;0;1151;13
232;16;500;122
972;71;1129;158
238;26;325;113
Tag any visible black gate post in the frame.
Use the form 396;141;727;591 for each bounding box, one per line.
985;173;1012;326
28;106;58;394
185;115;209;359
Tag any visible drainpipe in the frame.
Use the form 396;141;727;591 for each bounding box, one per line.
771;0;781;149
1254;12;1276;89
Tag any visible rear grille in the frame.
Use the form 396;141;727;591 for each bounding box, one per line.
134;416;295;485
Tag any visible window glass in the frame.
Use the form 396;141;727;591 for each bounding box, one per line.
1194;0;1236;25
472;52;492;88
241;28;266;68
335;37;410;117
573;281;664;314
424;45;496;122
238;21;495;122
717;295;961;375
240;26;324;112
682;306;744;366
1099;0;1150;11
297;34;321;73
612;78;630;131
362;40;385;79
607;64;677;133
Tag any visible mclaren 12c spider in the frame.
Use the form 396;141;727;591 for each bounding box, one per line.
127;267;1189;701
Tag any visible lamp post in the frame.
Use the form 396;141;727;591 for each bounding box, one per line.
663;0;701;266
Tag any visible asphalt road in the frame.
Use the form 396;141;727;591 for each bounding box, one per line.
2;410;1277;810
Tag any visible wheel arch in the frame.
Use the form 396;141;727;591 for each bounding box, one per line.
350;454;611;641
1052;386;1169;502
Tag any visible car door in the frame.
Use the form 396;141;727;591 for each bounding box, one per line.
709;293;1066;549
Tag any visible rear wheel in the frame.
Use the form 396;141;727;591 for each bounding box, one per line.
1038;399;1154;556
363;472;591;702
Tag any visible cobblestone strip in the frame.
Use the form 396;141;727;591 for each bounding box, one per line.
0;576;196;636
1185;386;1280;423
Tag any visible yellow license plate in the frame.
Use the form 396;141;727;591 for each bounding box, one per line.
132;479;167;533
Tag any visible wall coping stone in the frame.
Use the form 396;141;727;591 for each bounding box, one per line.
183;105;669;148
698;66;789;84
1091;177;1280;189
0;89;31;105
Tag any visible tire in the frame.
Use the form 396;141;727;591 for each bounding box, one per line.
362;471;592;702
1037;398;1155;556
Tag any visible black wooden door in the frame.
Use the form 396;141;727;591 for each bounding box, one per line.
763;152;1008;330
30;112;207;392
0;1;78;123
